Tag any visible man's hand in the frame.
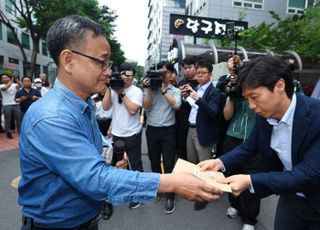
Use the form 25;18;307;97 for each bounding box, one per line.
159;173;222;202
183;85;199;101
198;159;224;171
217;174;251;196
114;153;128;169
142;78;150;88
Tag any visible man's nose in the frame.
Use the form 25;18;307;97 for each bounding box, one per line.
248;98;256;110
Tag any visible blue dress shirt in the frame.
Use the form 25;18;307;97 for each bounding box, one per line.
18;79;160;228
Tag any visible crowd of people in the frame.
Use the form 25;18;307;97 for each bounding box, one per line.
0;73;50;138
2;15;317;230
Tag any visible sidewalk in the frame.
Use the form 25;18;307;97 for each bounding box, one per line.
0;132;19;152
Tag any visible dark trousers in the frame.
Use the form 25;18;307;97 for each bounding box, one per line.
275;194;320;230
113;131;143;172
97;118;111;136
222;135;261;225
3;104;21;134
177;119;189;160
146;125;176;200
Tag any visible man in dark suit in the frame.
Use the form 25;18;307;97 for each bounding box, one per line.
182;59;222;210
199;55;320;230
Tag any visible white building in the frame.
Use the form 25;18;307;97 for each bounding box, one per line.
0;0;52;79
147;0;186;67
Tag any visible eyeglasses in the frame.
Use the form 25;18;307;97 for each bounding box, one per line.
70;50;113;70
196;71;209;76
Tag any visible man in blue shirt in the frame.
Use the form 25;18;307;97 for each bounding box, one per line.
18;15;222;230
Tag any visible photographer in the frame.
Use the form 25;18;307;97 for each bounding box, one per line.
219;57;262;230
143;61;181;214
102;62;144;210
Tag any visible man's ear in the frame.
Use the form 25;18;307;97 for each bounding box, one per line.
275;78;285;94
59;50;73;74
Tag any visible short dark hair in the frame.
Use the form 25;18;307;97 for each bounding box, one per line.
182;56;196;67
1;74;11;78
120;62;136;75
157;61;175;73
238;55;294;98
22;76;32;82
196;59;213;73
46;15;105;67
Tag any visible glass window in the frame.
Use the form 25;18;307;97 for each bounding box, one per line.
246;0;262;2
35;64;41;78
21;32;30;49
43;66;48;75
288;0;306;8
9;57;19;64
7;27;18;45
233;0;263;9
5;0;15;15
42;41;48;56
0;56;4;69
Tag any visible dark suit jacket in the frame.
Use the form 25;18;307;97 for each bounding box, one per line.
195;83;222;146
220;94;320;214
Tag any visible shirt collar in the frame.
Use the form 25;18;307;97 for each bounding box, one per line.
267;93;296;126
198;81;211;91
53;79;95;114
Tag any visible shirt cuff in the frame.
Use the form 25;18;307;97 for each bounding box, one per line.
249;175;255;193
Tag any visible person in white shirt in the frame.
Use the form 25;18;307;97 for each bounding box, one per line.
102;62;144;210
0;74;21;138
33;78;49;96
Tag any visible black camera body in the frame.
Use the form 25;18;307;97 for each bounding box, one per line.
225;74;242;98
180;83;192;97
109;72;124;90
147;70;164;89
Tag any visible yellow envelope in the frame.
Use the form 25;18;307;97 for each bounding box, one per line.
173;158;232;193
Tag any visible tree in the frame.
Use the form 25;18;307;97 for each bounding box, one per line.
238;5;320;60
0;0;125;77
99;5;125;66
0;5;29;74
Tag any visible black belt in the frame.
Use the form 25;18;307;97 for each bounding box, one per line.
22;215;100;230
189;123;196;128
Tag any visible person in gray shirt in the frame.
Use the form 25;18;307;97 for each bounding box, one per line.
143;61;181;214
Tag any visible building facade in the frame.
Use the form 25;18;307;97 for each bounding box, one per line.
0;0;52;79
146;0;319;65
147;0;186;67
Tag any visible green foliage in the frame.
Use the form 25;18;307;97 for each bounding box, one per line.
237;5;320;60
2;0;125;75
135;65;145;82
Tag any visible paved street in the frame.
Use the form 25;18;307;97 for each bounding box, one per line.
0;130;278;230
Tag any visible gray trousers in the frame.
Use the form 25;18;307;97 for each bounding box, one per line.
186;127;212;164
3;104;21;134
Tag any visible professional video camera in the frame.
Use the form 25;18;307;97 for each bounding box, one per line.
109;72;124;90
146;70;164;89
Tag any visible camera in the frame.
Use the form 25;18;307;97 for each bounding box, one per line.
146;70;164;89
109;72;124;90
180;83;192;97
111;139;126;166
